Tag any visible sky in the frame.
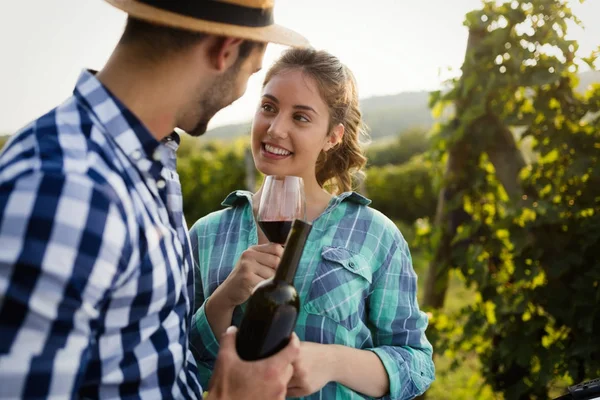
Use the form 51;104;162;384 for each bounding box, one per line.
0;0;598;134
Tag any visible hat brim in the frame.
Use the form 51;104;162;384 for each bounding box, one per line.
105;0;309;48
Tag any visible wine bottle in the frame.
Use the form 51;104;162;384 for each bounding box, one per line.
236;219;312;361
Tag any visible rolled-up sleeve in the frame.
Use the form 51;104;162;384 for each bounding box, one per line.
366;238;435;399
188;222;221;389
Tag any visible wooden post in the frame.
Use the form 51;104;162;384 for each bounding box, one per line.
244;146;256;192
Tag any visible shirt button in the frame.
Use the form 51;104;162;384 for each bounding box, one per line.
132;150;142;160
156;180;166;189
349;261;355;268
153;151;162;161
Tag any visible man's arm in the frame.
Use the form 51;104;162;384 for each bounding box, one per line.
0;172;129;398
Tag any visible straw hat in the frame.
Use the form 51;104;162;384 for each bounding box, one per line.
105;0;309;48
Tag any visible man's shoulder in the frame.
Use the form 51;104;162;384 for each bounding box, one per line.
2;98;76;170
1;96;111;182
0;97;129;210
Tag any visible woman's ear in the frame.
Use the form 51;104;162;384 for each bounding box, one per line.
323;123;344;152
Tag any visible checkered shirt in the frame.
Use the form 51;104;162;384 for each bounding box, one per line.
189;190;435;400
0;70;202;399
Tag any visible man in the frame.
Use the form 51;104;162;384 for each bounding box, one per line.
0;1;309;399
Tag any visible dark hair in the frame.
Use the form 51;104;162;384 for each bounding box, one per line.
263;48;369;194
120;17;258;62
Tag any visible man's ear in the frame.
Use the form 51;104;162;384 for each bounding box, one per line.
205;36;244;72
324;123;345;151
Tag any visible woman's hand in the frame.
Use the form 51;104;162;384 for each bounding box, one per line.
215;243;283;307
287;343;390;398
286;342;336;398
207;327;300;400
205;243;283;340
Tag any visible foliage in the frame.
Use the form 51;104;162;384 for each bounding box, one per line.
176;133;439;229
365;156;437;225
365;127;431;167
176;126;438;229
425;0;600;398
178;137;251;225
0;135;8;150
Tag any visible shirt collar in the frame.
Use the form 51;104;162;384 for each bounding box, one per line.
221;190;371;207
72;69;162;162
334;191;371;206
222;190;254;207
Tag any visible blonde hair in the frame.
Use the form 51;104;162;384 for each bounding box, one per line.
263;48;369;194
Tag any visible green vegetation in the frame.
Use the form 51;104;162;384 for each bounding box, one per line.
365;156;437;225
421;0;600;398
365;127;431;167
177;137;251;225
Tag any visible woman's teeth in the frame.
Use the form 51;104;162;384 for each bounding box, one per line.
265;144;291;156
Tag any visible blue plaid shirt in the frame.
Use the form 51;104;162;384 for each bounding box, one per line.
0;71;202;399
189;191;435;400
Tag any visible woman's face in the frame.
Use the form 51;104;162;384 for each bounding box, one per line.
251;69;340;181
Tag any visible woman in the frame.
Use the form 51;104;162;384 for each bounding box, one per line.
189;48;434;399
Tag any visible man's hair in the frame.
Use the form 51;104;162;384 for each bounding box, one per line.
120;17;258;62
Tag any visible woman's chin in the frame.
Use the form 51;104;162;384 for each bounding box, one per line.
256;161;284;176
258;167;282;177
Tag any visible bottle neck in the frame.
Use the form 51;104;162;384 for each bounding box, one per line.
274;219;312;284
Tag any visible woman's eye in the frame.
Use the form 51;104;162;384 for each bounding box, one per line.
261;104;276;113
294;114;309;123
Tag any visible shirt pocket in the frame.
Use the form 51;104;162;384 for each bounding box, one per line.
303;246;372;331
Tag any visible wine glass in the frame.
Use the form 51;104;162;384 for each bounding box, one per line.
257;176;305;245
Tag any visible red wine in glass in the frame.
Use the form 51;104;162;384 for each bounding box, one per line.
258;220;293;245
257;176;305;244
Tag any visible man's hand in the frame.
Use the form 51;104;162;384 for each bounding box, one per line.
206;326;300;400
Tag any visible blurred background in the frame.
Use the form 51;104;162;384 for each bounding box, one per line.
1;1;599;399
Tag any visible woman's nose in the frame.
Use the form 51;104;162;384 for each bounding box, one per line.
266;115;289;140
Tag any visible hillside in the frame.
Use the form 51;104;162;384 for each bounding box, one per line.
360;91;433;140
2;71;598;146
203;70;600;141
203;90;433;141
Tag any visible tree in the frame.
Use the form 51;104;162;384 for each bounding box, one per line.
422;0;600;398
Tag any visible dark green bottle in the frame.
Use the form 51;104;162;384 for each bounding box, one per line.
236;219;312;361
